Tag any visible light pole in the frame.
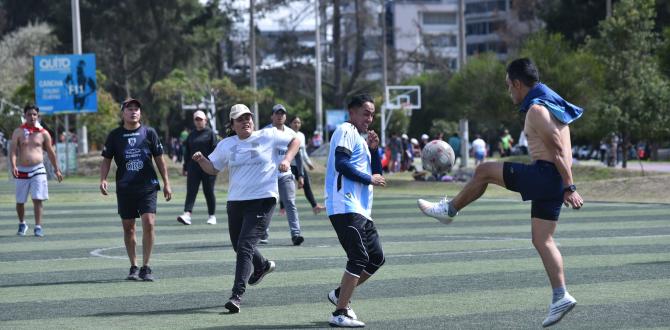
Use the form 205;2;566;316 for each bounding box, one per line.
250;0;259;123
381;0;389;148
314;0;323;137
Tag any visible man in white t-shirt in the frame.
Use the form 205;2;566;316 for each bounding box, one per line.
324;94;386;328
471;134;487;166
262;104;304;246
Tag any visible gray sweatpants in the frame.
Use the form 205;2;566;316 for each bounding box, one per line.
265;174;301;238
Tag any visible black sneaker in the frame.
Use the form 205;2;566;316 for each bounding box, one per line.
248;260;275;286
225;295;241;313
126;266;140;280
292;235;304;246
139;266;154;281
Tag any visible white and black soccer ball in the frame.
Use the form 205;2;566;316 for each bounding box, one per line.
421;140;455;174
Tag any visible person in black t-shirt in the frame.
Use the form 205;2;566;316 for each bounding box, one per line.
100;98;172;281
177;110;219;225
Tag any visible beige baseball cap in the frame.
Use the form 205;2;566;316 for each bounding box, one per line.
230;104;252;120
193;110;207;120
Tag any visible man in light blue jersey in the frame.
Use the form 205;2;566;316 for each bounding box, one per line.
324;94;386;328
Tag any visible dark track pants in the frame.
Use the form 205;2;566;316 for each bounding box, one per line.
184;164;216;215
227;197;275;296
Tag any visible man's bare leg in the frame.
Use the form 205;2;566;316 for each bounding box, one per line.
16;203;25;222
122;219;137;266
32;199;43;226
531;218;565;288
450;162;505;211
336;272;359;311
141;213;156;267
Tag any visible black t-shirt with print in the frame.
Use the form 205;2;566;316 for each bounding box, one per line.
102;125;164;192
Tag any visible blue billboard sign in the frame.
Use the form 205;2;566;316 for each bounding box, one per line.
326;109;348;132
34;54;97;114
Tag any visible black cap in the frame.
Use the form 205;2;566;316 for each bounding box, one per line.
122;98;142;109
272;104;287;114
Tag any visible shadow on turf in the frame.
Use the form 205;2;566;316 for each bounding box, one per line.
0;279;126;288
630;261;670;265
195;321;330;329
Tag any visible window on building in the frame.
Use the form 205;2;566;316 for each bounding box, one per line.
466;41;507;55
466;20;505;35
422;12;457;25
465;0;506;14
424;34;458;48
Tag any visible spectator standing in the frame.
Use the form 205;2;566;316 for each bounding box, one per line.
177;110;219;225
472;134;487;166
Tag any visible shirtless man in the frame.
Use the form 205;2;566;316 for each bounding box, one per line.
10;104;63;237
417;58;584;328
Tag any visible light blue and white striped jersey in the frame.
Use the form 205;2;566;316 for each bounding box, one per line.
324;122;374;219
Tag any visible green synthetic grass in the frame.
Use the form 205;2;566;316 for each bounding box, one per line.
1;179;669;329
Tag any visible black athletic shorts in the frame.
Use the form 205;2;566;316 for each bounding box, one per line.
503;160;564;220
329;213;385;276
116;187;158;219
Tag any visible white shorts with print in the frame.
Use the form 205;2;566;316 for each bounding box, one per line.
15;164;49;203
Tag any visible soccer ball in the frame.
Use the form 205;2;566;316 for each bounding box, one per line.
421;140;455;174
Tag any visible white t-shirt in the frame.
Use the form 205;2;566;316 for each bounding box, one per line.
208;127;294;201
294;130;313;168
472;138;486;154
324;122;374;219
263;124;297;178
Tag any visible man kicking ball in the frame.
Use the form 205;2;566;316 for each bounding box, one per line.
417;58;584;328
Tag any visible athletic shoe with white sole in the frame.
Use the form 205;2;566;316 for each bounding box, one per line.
139;266;155;281
542;292;577;327
328;289;358;320
177;212;192;225
417;197;455;224
34;227;44;237
17;222;28;236
126;266;140;280
206;215;217;225
248;260;275;286
225;295;241;313
329;309;365;328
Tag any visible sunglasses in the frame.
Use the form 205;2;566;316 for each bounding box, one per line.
194;117;205;121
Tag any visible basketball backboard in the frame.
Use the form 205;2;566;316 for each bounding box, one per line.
385;85;421;110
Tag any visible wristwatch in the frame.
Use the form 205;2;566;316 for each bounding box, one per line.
564;184;577;193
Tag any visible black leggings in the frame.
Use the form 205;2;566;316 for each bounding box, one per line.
281;165;318;209
227;197;275;296
184;164;216;215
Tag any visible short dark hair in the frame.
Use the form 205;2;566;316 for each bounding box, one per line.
347;93;374;110
506;58;539;87
23;104;39;114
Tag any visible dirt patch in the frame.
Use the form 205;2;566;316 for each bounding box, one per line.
580;174;670;203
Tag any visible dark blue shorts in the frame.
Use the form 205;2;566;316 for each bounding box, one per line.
503;160;564;220
116;187;158;219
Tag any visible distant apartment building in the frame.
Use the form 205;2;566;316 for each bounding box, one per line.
223;1;539;82
390;0;536;80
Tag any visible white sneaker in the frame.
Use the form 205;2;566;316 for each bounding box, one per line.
542;292;577;327
328;289;358;320
177;212;192;225
417;197;455;224
206;215;217;225
329;310;365;328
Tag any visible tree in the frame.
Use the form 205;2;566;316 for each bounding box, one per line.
519;31;605;142
540;0;608;46
0;22;58;137
445;53;518;140
1;0;233;138
0;22;58;99
587;0;670;166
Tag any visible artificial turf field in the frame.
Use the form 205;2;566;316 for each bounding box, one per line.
1;181;669;329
